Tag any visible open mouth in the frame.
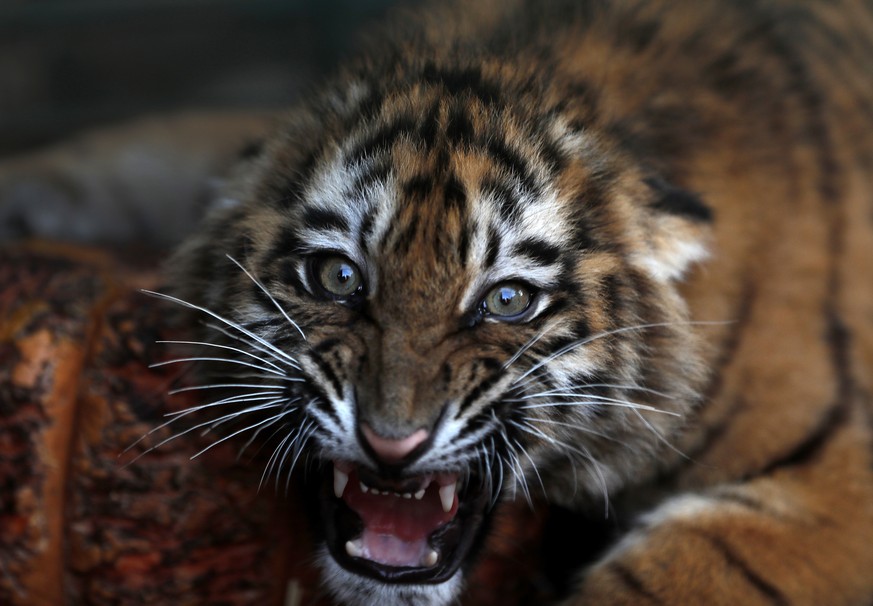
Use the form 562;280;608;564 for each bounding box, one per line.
317;460;494;584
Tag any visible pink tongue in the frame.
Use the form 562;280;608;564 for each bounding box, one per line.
359;531;429;567
343;475;458;566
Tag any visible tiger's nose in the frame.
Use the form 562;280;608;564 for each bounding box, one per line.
361;424;429;464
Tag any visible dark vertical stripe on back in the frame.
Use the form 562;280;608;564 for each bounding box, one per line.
690;529;790;606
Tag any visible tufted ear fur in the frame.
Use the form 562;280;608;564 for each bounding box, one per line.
632;176;713;282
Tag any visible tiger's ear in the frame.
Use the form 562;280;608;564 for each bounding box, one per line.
632;177;713;282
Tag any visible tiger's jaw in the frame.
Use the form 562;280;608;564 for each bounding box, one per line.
312;459;494;600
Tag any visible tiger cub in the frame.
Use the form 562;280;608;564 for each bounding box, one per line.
162;0;873;604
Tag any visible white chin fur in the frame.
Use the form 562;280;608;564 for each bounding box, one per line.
317;546;463;606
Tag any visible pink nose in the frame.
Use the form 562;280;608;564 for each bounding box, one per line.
361;424;429;463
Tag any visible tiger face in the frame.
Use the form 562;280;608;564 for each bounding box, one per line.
165;67;714;604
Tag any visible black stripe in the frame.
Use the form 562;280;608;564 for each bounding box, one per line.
644;177;714;223
702;279;758;401
446;103;475;146
346;116;417;164
267;227;304;265
403;175;436;200
276;150;318;208
444;174;467;213
306;349;344;399
302;207;349;233
750;13;840;204
350;162;392;199
459;222;471;267
759;400;849;476
420;62;503;106
484;224;501;268
391;215;420;256
692;530;790;606
608;563;663;605
482;177;522;224
537;135;568;174
310;396;342;427
358;210;376;253
487;138;539;194
568;214;599;251
279;258;307;296
512;238;562;265
457;358;502;413
418;99;441;148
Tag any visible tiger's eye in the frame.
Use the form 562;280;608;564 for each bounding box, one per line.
316;255;363;298
482;283;532;318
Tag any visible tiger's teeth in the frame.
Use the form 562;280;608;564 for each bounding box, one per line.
360;482;369;494
333;466;349;498
439;482;456;513
345;539;363;558
423;549;439;567
414;488;426;500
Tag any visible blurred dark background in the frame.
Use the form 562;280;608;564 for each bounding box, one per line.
0;0;409;158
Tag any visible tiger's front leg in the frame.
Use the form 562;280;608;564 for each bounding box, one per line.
568;404;873;606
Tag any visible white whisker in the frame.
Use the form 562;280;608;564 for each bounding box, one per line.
513;320;731;384
520;399;680;416
165;391;285;418
501;319;560;371
513;438;545;501
150;356;287;377
226;254;307;341
168;382;293;396
630;407;691;461
517;383;672;400
156;340;283;372
520;416;618;442
202;322;300;370
509;419;610;513
141;289;300;369
190;402;295;460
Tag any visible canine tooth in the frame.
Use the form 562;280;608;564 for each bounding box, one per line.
439;482;456;513
345;540;363;558
333;466;349;498
423;550;439;567
360;482;369;494
393;492;402;498
402;493;412;499
414;488;426;500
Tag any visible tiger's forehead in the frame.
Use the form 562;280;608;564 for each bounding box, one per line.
290;93;580;308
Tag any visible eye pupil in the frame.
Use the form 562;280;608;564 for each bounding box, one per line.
498;288;515;306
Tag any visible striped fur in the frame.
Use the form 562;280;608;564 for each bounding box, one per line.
167;1;873;604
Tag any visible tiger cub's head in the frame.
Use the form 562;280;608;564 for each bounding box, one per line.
167;69;712;605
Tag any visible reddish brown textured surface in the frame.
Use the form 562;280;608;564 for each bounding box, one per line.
0;242;551;605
